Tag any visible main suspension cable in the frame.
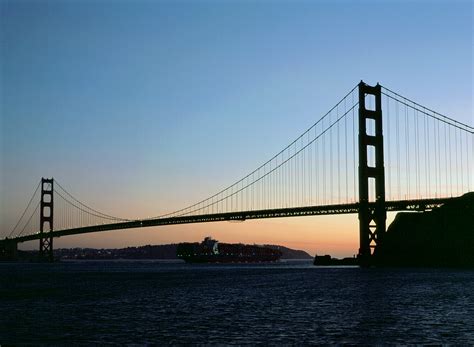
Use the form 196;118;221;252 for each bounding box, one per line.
173;103;358;218
381;89;473;134
155;84;359;219
381;85;474;131
54;179;129;221
8;180;41;238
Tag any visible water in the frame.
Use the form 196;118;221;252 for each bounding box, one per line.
1;260;474;344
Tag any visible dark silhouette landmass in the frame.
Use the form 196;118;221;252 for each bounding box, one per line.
264;245;313;259
374;192;474;267
313;255;358;266
16;243;312;260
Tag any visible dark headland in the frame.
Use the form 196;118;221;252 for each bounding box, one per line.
16;243;312;261
374;192;474;267
314;192;474;267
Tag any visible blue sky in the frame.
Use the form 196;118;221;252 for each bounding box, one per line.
1;0;472;255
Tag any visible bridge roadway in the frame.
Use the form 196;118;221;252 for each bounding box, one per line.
1;197;455;245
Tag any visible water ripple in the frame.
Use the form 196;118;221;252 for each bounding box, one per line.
1;261;473;344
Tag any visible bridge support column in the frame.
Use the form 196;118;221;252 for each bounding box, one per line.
39;178;54;262
358;81;386;266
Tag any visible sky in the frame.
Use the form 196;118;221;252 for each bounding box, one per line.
1;0;473;257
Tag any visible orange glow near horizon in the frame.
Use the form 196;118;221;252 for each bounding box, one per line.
18;213;399;259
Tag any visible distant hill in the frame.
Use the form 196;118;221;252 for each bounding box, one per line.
374;192;474;267
264;245;312;259
55;244;179;260
54;243;312;260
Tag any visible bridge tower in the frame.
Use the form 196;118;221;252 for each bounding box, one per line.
358;81;386;265
39;178;54;262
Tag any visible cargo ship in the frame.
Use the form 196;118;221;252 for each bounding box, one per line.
177;237;282;263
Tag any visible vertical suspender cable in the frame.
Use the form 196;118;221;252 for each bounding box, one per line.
405;103;409;199
460;127;464;192
396;101;400;199
337;105;341;203
455;126;459;195
353;92;356;202
386;95;390;200
345;97;348;203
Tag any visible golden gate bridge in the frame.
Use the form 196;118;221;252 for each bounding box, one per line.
1;81;473;264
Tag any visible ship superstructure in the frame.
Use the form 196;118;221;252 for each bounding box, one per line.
177;237;281;263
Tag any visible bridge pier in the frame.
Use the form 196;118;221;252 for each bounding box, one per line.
358;81;387;266
39;178;54;262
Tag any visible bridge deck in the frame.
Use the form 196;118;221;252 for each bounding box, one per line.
1;197;455;245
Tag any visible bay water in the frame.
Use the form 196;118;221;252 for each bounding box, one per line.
1;260;473;344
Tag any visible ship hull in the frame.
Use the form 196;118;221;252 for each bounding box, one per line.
177;239;282;264
181;254;281;264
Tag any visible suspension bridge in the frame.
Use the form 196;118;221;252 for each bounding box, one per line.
1;81;473;264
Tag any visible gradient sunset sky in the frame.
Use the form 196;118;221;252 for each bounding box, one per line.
1;0;473;257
